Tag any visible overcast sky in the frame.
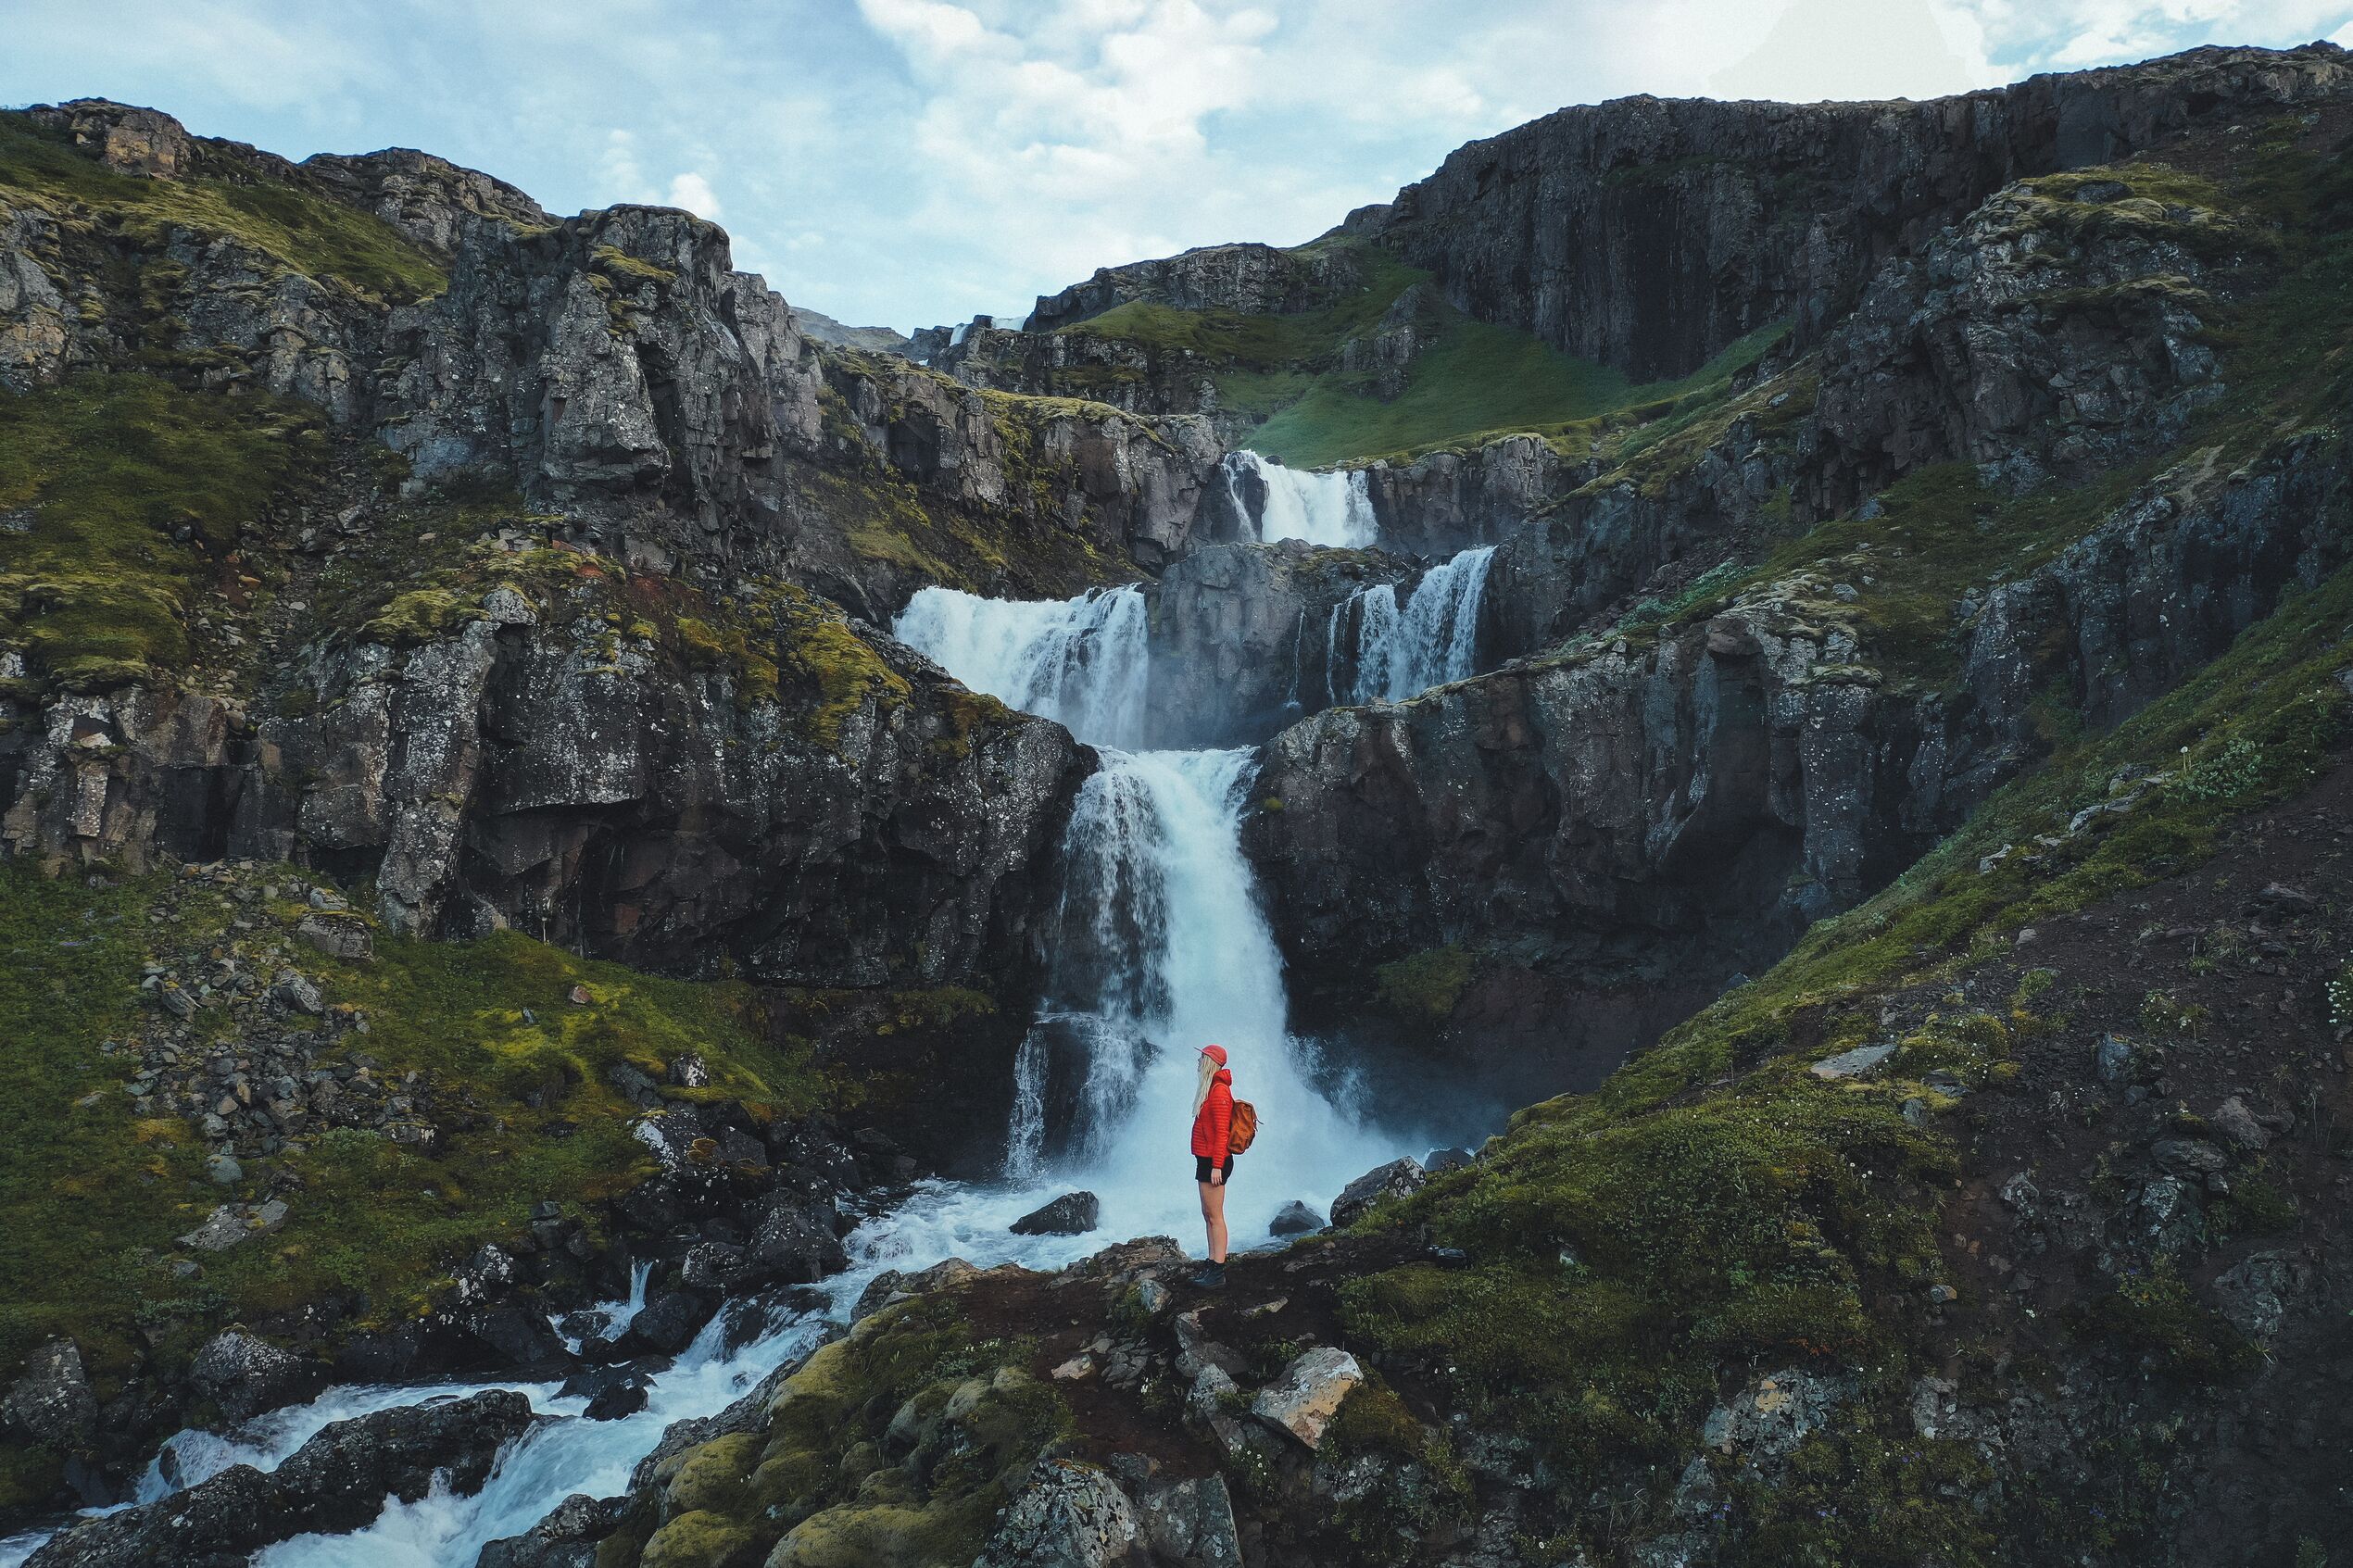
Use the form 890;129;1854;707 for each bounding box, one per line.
6;0;2351;330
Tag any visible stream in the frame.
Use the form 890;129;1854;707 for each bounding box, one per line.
6;515;1496;1565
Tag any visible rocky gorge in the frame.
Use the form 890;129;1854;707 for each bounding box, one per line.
1;39;2351;1568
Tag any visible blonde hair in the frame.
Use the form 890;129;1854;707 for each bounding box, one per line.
1192;1051;1220;1115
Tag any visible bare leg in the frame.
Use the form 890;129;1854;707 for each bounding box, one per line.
1199;1175;1229;1263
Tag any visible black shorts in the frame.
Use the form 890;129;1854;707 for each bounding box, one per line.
1195;1154;1234;1183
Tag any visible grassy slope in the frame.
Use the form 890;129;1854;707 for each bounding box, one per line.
0;109;447;303
0;372;327;692
1247;318;1789;470
0;858;820;1493
1328;126;2353;1565
1052;234;1789;469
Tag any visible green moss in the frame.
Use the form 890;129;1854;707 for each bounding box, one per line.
610;1294;1064;1568
1343;1073;1949;1475
0;373;326;690
1372;946;1474;1020
0;110;447;303
590;245;678;287
0;859;819;1387
2071;1258;2259;1378
1249;317;1790;470
639;1510;760;1568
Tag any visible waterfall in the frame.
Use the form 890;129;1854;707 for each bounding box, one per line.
1002;748;1390;1236
892;583;1149;749
11;583;1424;1568
1327;544;1498;703
1223;450;1378;548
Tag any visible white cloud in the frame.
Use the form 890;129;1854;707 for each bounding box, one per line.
5;0;2347;328
666;171;724;219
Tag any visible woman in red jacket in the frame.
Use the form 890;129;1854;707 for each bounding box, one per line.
1190;1044;1234;1288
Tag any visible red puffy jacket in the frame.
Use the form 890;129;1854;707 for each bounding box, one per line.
1190;1068;1233;1159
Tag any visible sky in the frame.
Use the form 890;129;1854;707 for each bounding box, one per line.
5;0;2351;331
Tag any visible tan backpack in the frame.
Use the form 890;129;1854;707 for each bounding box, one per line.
1227;1099;1258;1155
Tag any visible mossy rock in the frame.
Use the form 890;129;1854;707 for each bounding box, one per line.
638;1509;762;1568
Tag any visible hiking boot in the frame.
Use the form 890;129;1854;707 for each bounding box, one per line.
1189;1262;1227;1289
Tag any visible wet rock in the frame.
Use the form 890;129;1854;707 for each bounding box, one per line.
852;1256;978;1323
1250;1346;1363;1449
24;1389;535;1568
1422;1147;1473;1173
583;1377;651;1422
475;1492;624;1568
971;1454;1141;1568
1269;1199;1325;1236
450;1243;520;1305
743;1198;849;1285
1330;1158;1425;1227
5;1340;96;1445
1012;1190;1102;1236
189;1329;317;1424
618;1289;715;1356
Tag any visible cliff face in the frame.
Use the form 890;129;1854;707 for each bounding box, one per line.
1024;240;1369;332
0;100;1222;618
1357;44;2351;379
0;97;1262;998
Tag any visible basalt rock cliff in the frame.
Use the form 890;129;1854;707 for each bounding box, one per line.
6;42;2353;1568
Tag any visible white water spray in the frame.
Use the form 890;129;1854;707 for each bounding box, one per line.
892;584;1150;749
3;579;1428;1568
1222;450;1378;548
1328;545;1497;704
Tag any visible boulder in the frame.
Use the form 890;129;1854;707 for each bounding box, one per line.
476;1493;625;1568
24;1390;535;1568
5;1340;96;1445
1133;1473;1243;1568
2210;1096;2271;1152
1809;1042;1895;1080
972;1455;1143;1568
1012;1191;1102;1236
744;1199;848;1284
2151;1137;2230;1177
189;1329;317;1424
1250;1346;1364;1449
1701;1367;1856;1465
1269;1199;1325;1236
1330;1158;1425;1227
2211;1250;2309;1341
2094;1034;2139;1084
851;1257;978;1323
619;1289;716;1356
1422;1148;1473;1173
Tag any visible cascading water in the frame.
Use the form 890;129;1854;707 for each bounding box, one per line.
1327;544;1498;703
891;583;1151;749
1222;450;1378;548
4;581;1426;1568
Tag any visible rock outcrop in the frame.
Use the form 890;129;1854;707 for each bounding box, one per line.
1146;539;1417;747
25;1390;535;1568
1356;44;2352;378
1247;427;2350;1088
1026;242;1369;332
